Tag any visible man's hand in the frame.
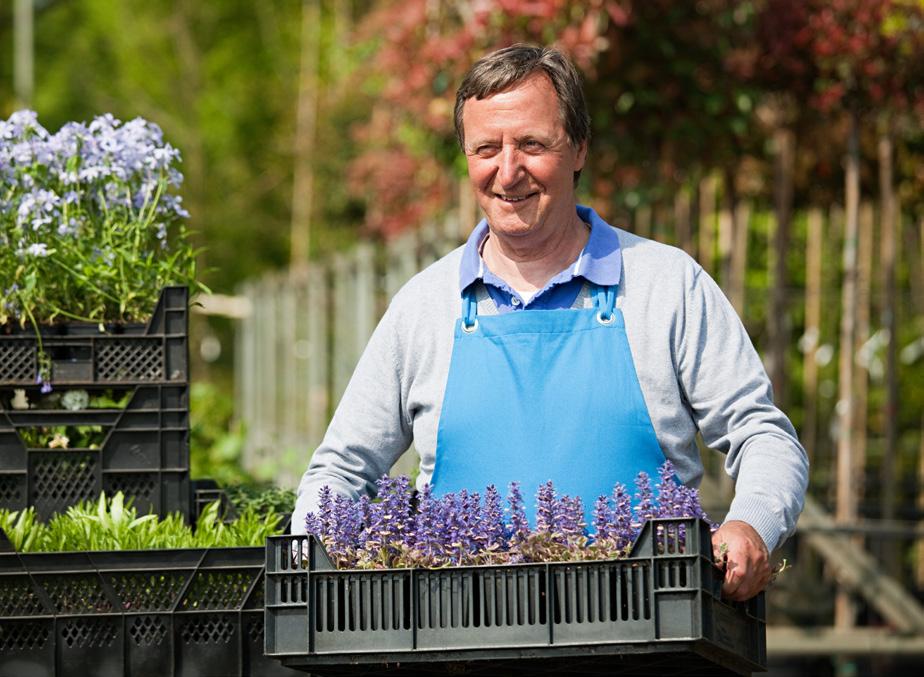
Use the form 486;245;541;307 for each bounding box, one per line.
711;520;771;602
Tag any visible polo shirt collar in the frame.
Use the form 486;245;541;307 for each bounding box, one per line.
458;204;622;292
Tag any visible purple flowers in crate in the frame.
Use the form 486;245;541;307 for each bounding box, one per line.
305;461;714;569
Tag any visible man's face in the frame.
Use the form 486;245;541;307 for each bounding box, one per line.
461;72;587;241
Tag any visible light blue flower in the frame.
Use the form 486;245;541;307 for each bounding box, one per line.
25;243;50;257
57;218;80;237
0;110;49;141
12;141;34;165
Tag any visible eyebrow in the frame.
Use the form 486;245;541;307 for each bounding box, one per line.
467;134;551;150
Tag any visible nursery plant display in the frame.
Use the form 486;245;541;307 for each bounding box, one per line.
0;110;303;676
0;109;207;521
304;462;710;568
0;491;300;677
0;490;285;552
265;464;767;676
0;110;201;345
0;372;192;520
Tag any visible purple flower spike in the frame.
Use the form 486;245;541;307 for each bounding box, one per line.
592;495;611;542
317;486;334;539
506;482;529;544
611;483;635;551
656;461;679;518
459;490;484;555
554;495;585;541
413;484;443;565
633;471;655;527
535;481;555;534
304;511;321;537
482;485;506;551
327;494;362;566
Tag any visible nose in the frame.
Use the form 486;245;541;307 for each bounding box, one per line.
495;144;524;188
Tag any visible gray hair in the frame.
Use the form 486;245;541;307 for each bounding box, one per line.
453;44;591;152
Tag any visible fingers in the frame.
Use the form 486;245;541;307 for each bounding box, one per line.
721;548;771;601
723;556;770;601
711;521;772;602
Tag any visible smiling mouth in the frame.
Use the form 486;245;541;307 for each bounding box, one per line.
495;192;538;203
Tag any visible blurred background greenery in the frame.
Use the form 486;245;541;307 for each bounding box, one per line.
2;2;924;670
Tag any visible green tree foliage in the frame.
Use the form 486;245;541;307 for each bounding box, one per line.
345;0;923;228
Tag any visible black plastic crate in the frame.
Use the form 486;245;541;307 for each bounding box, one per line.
189;482;292;539
265;518;767;676
0;383;190;520
191;479;236;523
0;544;303;677
0;286;188;387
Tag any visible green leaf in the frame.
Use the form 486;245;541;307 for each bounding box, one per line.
97;491;111;531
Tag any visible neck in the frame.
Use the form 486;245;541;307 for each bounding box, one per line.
482;213;589;292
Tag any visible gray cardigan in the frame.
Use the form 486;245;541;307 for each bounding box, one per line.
293;226;808;552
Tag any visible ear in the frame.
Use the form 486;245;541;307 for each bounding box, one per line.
574;140;588;172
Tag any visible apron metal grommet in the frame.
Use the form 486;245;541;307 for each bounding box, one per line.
596;311;615;325
462;319;479;333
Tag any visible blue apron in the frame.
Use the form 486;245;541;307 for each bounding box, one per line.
430;282;667;527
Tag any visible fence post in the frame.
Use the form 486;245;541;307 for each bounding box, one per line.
331;253;353;407
279;277;298;481
385;230;419;301
354;242;376;357
306;267;329;456
235;279;256;469
252;275;278;472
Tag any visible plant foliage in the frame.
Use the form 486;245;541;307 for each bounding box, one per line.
0;110;206;328
0;491;285;552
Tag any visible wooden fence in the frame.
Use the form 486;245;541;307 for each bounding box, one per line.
235;216;467;487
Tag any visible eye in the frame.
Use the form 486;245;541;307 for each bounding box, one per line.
474;144;499;157
521;139;545;152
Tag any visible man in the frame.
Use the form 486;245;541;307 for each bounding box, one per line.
294;44;808;602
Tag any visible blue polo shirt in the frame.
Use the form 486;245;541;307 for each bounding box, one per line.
458;205;622;311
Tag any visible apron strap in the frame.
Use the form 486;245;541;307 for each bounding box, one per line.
461;287;479;332
592;284;617;324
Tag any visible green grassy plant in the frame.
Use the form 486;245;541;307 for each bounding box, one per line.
0;491;284;553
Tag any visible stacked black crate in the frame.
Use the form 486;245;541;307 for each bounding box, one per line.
0;287;191;522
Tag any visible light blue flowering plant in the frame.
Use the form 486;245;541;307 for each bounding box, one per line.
1;110;205;387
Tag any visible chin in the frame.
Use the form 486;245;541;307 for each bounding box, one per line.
491;221;539;238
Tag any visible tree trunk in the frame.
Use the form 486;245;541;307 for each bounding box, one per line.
913;218;924;317
803;208;824;465
13;0;34;108
835;110;861;630
769;126;795;410
290;0;322;269
918;415;924;589
674;188;693;256
698;174;717;274
719;167;737;297
332;0;352;82
852;202;873;515
170;4;205;238
877;129;900;578
729;201;751;319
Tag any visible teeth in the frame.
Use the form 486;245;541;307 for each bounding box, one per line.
499;194;529;202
